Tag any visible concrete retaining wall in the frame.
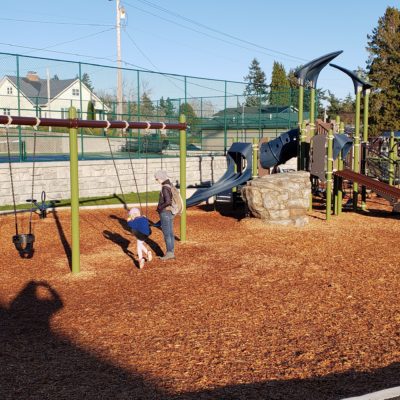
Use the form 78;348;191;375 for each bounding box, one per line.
0;155;227;206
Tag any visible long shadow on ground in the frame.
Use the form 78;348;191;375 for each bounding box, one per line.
1;281;399;400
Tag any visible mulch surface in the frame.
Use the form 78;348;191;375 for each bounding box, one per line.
1;195;400;400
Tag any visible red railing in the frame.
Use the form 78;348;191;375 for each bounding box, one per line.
0;115;186;131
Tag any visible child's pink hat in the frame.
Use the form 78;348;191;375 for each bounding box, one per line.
128;207;141;218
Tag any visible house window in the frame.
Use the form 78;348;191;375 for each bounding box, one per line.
72;88;80;96
3;108;11;115
7;87;13;95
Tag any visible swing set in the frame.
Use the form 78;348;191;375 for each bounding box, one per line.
1;110;187;272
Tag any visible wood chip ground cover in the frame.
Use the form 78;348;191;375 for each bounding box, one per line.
0;195;399;399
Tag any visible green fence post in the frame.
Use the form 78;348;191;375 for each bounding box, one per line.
389;131;395;186
326;129;334;221
69;106;80;274
179;114;187;243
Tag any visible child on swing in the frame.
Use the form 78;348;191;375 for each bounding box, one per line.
126;207;152;269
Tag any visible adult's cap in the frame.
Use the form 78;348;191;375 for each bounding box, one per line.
154;170;168;181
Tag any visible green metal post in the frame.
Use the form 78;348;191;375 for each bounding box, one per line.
308;88;316;211
69;107;81;274
352;87;362;210
16;55;23;162
224;81;227;154
333;116;340;215
78;63;84;160
252;138;258;178
137;71;141;158
361;89;370;210
326;129;334;221
179;114;187;242
297;85;304;170
300;120;307;171
337;122;345;215
389;131;395;186
309;88;316;138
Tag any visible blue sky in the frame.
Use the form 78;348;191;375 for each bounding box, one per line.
0;0;397;100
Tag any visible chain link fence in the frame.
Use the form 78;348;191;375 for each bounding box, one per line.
0;52;309;162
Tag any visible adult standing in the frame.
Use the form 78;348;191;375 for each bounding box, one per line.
154;170;176;261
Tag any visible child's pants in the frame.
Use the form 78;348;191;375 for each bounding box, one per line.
137;240;149;260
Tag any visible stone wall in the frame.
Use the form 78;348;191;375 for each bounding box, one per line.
242;171;311;227
0;156;227;206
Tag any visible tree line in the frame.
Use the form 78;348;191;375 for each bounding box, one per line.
243;6;400;136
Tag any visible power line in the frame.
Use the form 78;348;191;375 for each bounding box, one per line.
0;17;114;27
124;0;307;63
0;43;116;64
123;3;285;60
0;27;116;59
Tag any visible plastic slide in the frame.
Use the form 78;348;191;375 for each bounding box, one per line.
186;142;253;207
259;128;299;169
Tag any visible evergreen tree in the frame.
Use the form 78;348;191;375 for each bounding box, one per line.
140;92;155;117
243;58;268;107
158;96;176;118
179;102;197;132
342;93;355;113
287;69;300;109
165;97;176;117
366;6;400;135
269;61;290;106
87;100;95;120
81;72;94;91
326;91;343;120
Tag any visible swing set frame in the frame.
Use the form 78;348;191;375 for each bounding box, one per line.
1;109;187;273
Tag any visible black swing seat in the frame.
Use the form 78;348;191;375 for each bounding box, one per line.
13;233;35;254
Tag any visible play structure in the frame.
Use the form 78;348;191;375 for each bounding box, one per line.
186;142;253;207
2;50;400;273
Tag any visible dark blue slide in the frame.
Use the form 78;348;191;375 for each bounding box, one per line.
259;128;299;169
186;142;253;207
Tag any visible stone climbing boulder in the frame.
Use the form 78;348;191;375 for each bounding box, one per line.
242;171;311;227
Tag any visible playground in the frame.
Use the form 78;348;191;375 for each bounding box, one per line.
1;195;400;399
1;48;400;399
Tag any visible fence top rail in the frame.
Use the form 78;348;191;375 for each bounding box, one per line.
0;115;186;131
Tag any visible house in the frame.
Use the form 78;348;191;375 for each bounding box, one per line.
198;105;308;151
0;71;109;119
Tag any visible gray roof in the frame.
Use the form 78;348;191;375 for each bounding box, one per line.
6;76;76;106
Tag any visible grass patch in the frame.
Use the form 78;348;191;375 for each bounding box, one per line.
0;191;160;212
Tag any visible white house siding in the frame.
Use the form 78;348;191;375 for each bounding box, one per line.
0;78;37;117
48;80;107;120
0;77;108;120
